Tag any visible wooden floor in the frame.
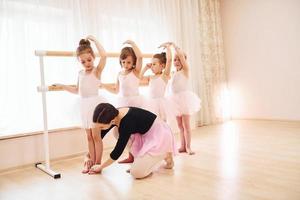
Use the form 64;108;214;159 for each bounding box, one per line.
1;120;300;200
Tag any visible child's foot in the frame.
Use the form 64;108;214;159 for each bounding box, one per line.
118;157;134;164
88;164;102;175
186;148;195;155
178;147;187;153
82;168;89;174
118;153;134;164
81;164;90;174
164;158;174;169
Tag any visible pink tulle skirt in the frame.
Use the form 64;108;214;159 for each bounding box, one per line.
169;91;201;115
130;119;177;157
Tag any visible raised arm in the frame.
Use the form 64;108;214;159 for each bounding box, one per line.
86;35;107;77
171;42;189;75
123;40;143;75
139;63;152;86
158;43;172;79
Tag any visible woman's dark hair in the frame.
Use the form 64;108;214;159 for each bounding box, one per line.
153;52;167;65
119;47;137;67
93;103;119;124
76;39;95;58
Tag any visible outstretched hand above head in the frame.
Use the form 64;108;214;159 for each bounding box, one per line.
86;35;97;42
123;40;135;46
158;42;173;49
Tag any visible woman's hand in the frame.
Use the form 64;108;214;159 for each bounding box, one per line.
88;164;102;174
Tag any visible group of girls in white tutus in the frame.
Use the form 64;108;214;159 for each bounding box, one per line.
56;36;200;179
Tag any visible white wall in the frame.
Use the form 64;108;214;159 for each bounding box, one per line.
0;129;116;171
220;0;300;121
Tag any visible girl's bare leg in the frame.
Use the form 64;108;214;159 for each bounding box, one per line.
92;127;103;165
83;129;95;173
176;116;187;153
182;115;195;155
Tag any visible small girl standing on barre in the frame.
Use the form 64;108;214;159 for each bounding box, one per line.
54;35;107;173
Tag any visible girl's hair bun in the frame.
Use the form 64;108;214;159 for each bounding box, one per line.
79;39;91;46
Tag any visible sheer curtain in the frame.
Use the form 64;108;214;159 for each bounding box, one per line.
198;0;229;125
0;0;227;136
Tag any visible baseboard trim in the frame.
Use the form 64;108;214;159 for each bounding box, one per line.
0;148;113;174
232;118;300;123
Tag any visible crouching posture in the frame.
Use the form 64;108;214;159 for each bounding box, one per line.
89;103;176;179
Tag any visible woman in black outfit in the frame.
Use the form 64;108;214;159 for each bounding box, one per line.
88;103;176;179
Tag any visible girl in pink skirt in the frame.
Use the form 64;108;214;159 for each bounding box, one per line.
89;103;176;179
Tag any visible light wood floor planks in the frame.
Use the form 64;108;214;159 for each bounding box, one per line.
0;120;300;200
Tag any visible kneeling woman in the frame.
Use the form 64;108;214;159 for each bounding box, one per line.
89;103;176;179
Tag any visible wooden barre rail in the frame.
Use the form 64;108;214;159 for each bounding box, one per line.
35;50;153;58
37;83;148;92
37;85;77;92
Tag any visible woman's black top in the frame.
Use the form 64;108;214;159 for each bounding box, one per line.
100;107;157;160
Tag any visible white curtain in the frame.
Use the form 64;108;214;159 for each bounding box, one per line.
198;0;229;125
0;0;227;136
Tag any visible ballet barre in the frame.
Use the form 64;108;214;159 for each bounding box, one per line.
37;85;77;92
35;50;152;178
35;50;153;58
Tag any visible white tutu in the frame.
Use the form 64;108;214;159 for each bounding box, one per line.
116;95;145;108
169;91;201;115
80;95;107;129
144;97;179;122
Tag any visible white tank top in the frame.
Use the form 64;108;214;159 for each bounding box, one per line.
118;71;139;97
170;70;188;93
149;76;166;98
78;69;101;97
